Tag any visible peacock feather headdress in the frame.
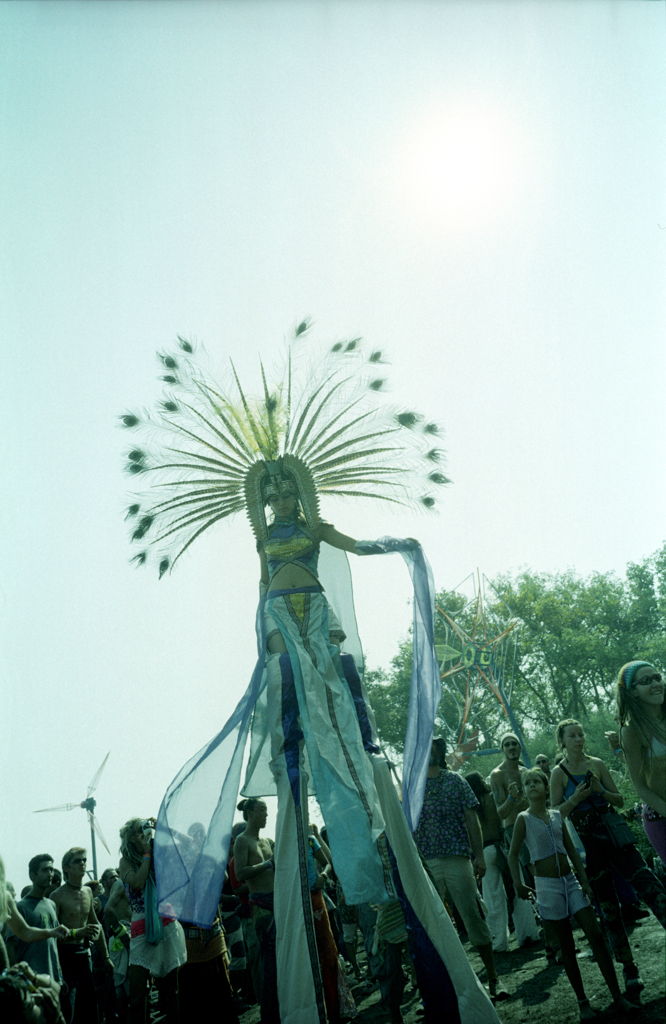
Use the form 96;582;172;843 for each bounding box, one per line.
120;320;449;576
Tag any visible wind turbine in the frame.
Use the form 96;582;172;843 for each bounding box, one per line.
34;752;112;879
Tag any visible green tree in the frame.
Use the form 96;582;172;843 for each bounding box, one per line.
364;544;665;766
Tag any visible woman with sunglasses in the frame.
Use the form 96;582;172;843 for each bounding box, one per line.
551;718;666;995
617;662;666;867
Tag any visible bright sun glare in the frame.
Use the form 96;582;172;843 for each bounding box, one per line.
392;106;519;229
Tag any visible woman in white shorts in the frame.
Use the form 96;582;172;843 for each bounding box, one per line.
509;770;632;1021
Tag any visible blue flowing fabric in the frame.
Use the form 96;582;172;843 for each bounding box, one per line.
153;597;268;926
154;538;441;927
356;538;441;833
143;873;165;945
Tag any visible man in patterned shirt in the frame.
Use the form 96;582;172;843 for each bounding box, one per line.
413;737;510;1002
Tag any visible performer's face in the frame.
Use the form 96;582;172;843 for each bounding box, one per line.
268;491;298;517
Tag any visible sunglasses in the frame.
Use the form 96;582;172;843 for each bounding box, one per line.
636;673;662;686
71;858;87;865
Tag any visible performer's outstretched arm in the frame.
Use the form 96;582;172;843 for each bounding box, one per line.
317;523;358;552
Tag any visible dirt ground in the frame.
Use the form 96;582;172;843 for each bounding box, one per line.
239;910;665;1023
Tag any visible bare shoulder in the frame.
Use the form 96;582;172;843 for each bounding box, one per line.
233;833;250;859
621;721;646;752
109;879;125;899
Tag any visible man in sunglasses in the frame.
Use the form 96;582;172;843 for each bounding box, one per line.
534;754;551;780
50;849;113;1023
490;734;541;949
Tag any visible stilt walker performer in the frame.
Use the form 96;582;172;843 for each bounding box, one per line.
121;321;501;1023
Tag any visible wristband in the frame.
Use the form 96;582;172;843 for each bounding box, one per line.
72;929;76;939
264;860;272;870
142;854;151;860
613;748;622;756
508;794;515;802
600;785;606;795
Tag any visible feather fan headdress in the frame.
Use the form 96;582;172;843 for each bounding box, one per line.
121;320;449;576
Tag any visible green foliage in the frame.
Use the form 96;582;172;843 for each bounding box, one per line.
365;543;665;777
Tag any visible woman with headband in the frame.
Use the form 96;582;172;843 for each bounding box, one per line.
617;661;666;867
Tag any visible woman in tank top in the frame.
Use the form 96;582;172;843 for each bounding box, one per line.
509;769;633;1020
550;718;666;995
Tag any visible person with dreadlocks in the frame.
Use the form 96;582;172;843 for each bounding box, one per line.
121;322;501;1024
617;661;666;867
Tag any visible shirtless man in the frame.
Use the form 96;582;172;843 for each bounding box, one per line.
233;800;275;895
490;734;540;949
233;798;277;1024
51;847;113;1023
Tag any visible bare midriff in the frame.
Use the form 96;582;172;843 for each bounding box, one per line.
267;564;321;594
646;752;666;802
533;852;571;878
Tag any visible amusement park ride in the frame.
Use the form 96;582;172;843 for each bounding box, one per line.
434;571;530;767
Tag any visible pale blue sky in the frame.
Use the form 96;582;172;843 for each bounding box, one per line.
2;0;664;887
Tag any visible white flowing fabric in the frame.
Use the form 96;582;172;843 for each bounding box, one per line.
481;844;510;952
371;758;501;1024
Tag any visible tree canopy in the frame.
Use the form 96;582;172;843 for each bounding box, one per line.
365;543;665;770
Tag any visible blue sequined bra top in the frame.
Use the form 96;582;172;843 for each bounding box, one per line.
264;520;322;586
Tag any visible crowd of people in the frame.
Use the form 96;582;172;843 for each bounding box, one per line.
1;659;663;1023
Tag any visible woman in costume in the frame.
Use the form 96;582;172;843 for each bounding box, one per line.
550;718;666;995
616;661;666;866
121;323;501;1024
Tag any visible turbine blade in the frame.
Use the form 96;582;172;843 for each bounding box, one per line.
88;812;111;855
34;803;78;813
88;751;110;795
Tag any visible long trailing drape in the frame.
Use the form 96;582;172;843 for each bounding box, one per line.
154;539;441;927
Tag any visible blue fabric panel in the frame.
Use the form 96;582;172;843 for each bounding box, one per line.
339;652;380;754
280;652;303;806
153;596;269;927
388;842;461;1024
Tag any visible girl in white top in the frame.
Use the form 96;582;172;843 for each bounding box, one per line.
509;770;634;1021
